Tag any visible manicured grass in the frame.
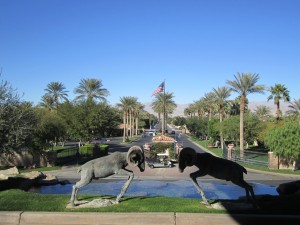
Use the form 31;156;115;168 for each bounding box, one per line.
0;189;218;213
19;166;62;173
1;189;300;215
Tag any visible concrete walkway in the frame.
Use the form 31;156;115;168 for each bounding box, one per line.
1;211;300;225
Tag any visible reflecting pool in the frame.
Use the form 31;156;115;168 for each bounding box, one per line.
30;180;278;200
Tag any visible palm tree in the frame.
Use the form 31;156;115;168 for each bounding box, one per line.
151;92;176;134
203;92;217;120
132;102;144;136
226;73;265;156
184;105;194;118
74;78;109;103
212;86;232;148
117;96;138;142
44;82;69;112
267;83;290;121
39;94;55;111
286;98;300;124
254;105;272;122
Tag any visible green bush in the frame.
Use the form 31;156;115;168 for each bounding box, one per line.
79;144;109;157
150;142;176;159
264;122;300;159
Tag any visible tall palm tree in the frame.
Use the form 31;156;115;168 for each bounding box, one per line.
203;92;217;120
117;96;138;142
254;105;272;122
184;105;195;118
74;78;109;103
193;99;207;118
39;94;55;111
212;86;232;148
44;81;69;112
133;102;144;136
226;73;265;156
267;83;290;121
151;92;176;134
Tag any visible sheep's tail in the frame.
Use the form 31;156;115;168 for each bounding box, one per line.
242;166;247;174
77;167;82;173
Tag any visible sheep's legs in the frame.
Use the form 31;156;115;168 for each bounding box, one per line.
190;171;210;205
70;170;93;206
232;179;256;203
115;169;134;203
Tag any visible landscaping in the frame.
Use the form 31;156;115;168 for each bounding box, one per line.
0;189;300;215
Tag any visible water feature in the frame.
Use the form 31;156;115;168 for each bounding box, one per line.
30;180;279;200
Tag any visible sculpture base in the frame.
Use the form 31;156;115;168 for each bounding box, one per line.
66;199;118;208
210;202;255;210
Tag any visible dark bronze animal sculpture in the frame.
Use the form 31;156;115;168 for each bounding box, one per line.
70;145;145;206
178;147;256;206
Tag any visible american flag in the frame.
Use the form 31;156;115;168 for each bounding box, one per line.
151;82;165;96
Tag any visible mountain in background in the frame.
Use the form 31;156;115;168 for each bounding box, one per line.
143;101;291;117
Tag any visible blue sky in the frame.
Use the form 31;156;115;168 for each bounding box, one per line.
1;0;300;106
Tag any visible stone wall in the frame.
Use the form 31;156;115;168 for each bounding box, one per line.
0;150;48;167
268;151;300;170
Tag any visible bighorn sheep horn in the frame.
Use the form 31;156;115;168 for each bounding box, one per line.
179;147;197;166
127;145;144;167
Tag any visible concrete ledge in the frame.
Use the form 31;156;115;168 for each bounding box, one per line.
0;211;22;225
1;212;300;225
176;213;300;225
19;212;175;225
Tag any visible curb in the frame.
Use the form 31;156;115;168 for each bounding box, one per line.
1;212;300;225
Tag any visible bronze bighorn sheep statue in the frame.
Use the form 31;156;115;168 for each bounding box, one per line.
178;147;256;206
70;145;145;206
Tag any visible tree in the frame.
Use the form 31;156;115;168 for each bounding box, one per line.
44;82;69;112
254;105;272;122
58;101;121;142
117;96;139;142
264;122;300;171
185;116;209;138
212;86;231;148
203;92;217;120
38;94;55;111
74;78;109;103
184;104;197;117
173;116;186;127
0;78;37;152
267;83;290;121
226;73;265;157
34;109;66;149
286;98;300;124
151;92;177;133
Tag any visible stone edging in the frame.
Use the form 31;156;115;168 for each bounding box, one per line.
1;212;300;225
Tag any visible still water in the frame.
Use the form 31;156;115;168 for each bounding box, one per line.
30;180;278;200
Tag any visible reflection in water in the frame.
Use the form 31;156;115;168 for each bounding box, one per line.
30;180;278;200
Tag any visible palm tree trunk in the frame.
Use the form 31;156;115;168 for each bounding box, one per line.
122;111;126;142
276;101;280;121
240;95;245;158
135;115;138;136
219;106;224;149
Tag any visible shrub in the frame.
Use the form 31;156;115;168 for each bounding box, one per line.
264;122;300;159
150;142;176;159
79;144;108;157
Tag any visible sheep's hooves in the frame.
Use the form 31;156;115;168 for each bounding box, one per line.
201;201;211;206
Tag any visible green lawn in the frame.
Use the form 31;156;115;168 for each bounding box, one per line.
0;189;300;215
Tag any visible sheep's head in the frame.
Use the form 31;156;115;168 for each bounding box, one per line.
127;145;145;172
178;147;197;172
